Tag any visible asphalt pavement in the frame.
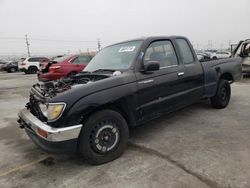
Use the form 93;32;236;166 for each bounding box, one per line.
0;72;249;188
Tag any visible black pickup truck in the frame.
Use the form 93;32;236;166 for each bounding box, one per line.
18;36;242;164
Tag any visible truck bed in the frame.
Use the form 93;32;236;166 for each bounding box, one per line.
201;57;242;98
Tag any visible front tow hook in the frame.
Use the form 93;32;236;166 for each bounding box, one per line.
17;118;25;129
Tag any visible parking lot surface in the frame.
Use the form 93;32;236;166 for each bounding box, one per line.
0;72;250;188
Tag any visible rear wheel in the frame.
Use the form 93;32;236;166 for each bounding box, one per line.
28;66;38;74
78;110;129;165
10;67;17;73
210;79;231;109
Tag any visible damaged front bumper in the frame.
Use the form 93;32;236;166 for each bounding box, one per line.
18;108;82;153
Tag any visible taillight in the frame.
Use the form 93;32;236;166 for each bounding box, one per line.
49;66;61;70
21;63;26;66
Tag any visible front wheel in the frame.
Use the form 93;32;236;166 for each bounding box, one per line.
210;79;231;109
78;110;129;165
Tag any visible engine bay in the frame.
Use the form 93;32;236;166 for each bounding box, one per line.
36;73;110;98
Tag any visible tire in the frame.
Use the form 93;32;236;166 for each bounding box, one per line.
210;79;231;109
212;56;217;60
10;67;16;73
28;66;38;74
78;109;129;165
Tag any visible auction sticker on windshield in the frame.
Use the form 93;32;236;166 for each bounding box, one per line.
118;46;136;52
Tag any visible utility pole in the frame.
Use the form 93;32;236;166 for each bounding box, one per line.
25;35;30;57
97;38;101;52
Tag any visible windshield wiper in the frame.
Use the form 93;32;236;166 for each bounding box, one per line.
92;69;116;73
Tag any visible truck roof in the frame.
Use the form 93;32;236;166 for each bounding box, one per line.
108;36;188;48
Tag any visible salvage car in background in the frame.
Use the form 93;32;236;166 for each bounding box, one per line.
196;52;211;62
0;61;7;71
232;39;250;74
18;57;50;74
2;61;18;73
18;36;242;165
212;51;231;59
38;54;94;81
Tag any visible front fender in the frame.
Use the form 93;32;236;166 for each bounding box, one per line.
63;82;138;127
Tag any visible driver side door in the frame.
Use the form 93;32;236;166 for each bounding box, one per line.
135;40;185;123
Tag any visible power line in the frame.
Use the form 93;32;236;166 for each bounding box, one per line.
0;36;98;43
30;38;97;43
0;36;114;43
0;37;24;40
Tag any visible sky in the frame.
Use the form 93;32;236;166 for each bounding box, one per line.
0;0;249;56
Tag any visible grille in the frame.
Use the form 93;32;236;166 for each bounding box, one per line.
28;95;47;122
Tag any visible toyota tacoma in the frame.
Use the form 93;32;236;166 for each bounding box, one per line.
18;36;242;165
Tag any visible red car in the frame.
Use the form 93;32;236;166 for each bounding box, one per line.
38;54;93;81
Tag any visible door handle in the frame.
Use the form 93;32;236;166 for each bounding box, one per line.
177;72;184;77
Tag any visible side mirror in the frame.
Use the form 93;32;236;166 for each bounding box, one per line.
142;61;160;72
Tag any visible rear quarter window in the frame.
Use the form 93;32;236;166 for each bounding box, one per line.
28;58;39;62
28;57;48;62
73;55;91;64
78;55;91;62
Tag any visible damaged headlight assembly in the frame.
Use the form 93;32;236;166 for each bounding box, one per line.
39;102;66;122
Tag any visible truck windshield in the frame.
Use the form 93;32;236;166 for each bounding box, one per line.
84;40;143;72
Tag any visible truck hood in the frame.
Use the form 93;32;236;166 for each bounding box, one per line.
35;71;136;105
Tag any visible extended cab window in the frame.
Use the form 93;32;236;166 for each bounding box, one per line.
144;40;178;68
176;39;194;64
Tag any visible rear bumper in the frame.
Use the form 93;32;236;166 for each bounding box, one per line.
18;108;82;153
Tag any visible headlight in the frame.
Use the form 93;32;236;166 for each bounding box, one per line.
47;103;66;122
39;103;48;117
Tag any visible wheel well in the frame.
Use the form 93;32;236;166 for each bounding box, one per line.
220;73;233;83
82;103;134;127
28;66;38;70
